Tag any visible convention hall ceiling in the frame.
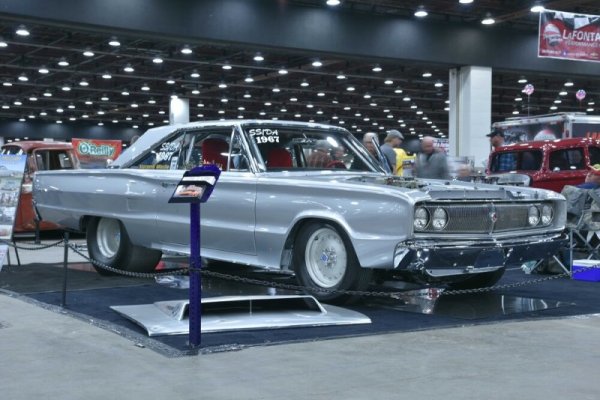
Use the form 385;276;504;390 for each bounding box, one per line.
0;0;599;139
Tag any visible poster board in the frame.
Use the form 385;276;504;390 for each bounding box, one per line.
72;139;122;168
0;154;27;270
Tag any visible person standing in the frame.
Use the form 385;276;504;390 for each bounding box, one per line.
487;131;515;171
380;130;404;174
414;136;449;179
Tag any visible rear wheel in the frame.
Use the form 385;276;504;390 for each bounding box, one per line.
294;222;372;304
447;268;505;290
86;217;162;275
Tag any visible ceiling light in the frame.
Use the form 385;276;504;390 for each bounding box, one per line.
587;108;595;112
253;53;264;62
19;118;26;122
68;103;75;109
190;70;200;78
530;3;545;13
0;39;7;48
422;71;432;78
43;91;52;97
39;111;47;115
410;104;418;109
148;98;156;104
518;76;527;84
403;96;411;102
102;72;112;79
85;100;93;105
363;93;372;99
222;63;232;70
83;49;95;57
265;102;272;106
82;114;89;118
550;105;558;110
416;110;424;115
481;15;495;25
272;87;281;93
300;80;309;87
312;60;323;67
15;25;30;36
57;58;69;67
108;37;120;47
394;88;403;94
306;104;314;108
191;89;200;95
1;104;9;109
101;95;109;101
121;90;130;96
278;69;288;75
141;83;150;91
346;86;355;91
337;74;346;79
369;102;377;107
589;101;596;105
152;56;164;64
317;92;325;97
79;79;89;87
414;6;428;18
18;73;28;82
372;65;382;72
290;97;298;102
166;78;176;84
13;100;22;106
554;99;562;104
326;0;341;5
564;80;574;87
384;79;394;85
180;45;193;55
434;81;443;88
61;85;71;91
123;64;134;72
221;98;228;103
56;107;64;113
459;0;473;3
2;81;11;87
131;103;139;108
244;76;254;83
515;97;523;102
243;92;251;98
218;82;228;88
512;110;520;114
559;90;568;96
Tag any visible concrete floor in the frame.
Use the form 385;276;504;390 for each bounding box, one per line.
1;240;599;399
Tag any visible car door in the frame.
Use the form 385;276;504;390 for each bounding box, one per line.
139;126;257;255
545;147;586;191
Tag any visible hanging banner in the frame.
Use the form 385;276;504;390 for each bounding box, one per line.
538;9;600;63
0;154;27;267
72;139;122;169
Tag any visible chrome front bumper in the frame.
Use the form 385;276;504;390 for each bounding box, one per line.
393;233;568;279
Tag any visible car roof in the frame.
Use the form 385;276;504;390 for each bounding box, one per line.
1;140;73;151
494;137;600;152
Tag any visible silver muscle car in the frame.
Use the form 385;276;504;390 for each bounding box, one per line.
33;120;567;302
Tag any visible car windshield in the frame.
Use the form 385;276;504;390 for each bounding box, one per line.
490;150;542;172
242;124;384;173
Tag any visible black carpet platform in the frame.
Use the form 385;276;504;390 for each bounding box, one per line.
2;262;599;357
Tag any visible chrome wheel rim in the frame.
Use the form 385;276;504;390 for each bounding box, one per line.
96;218;121;259
305;227;347;288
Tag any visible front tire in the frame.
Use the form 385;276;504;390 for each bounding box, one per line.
86;217;162;275
294;222;372;304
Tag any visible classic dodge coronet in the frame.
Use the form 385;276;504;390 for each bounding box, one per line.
33;120;567;302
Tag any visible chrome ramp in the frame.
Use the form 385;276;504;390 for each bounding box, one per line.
111;295;371;337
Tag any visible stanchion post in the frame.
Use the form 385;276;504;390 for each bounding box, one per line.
189;203;201;347
61;231;69;307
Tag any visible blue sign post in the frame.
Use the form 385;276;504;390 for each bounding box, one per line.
169;165;220;347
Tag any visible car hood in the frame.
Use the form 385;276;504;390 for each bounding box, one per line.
258;171;563;202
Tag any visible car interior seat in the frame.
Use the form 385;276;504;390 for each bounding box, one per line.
201;138;229;169
267;147;293;169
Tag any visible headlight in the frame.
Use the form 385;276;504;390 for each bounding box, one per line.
431;208;448;231
528;205;540;226
414;207;429;230
541;204;553;225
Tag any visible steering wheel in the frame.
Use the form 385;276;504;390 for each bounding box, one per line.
326;160;347;169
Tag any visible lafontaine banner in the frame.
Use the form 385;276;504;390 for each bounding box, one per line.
72;139;122;169
539;9;600;63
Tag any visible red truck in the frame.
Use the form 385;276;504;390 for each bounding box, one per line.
0;141;79;232
487;137;600;193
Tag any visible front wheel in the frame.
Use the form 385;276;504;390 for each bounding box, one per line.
294;222;372;304
86;217;162;275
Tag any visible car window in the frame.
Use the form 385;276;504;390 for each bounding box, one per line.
549;148;584;171
33;149;76;171
490;150;541;172
589;146;600;166
0;146;23;155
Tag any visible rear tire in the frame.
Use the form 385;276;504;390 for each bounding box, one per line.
447;268;505;290
86;217;162;276
294;222;372;304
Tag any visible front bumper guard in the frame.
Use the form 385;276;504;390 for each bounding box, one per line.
393;233;569;278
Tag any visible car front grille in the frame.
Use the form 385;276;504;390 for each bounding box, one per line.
417;202;552;234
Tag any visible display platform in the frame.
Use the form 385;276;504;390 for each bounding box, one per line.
2;262;600;357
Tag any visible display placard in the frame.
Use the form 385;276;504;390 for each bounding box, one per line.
72;138;122;168
168;165;221;204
